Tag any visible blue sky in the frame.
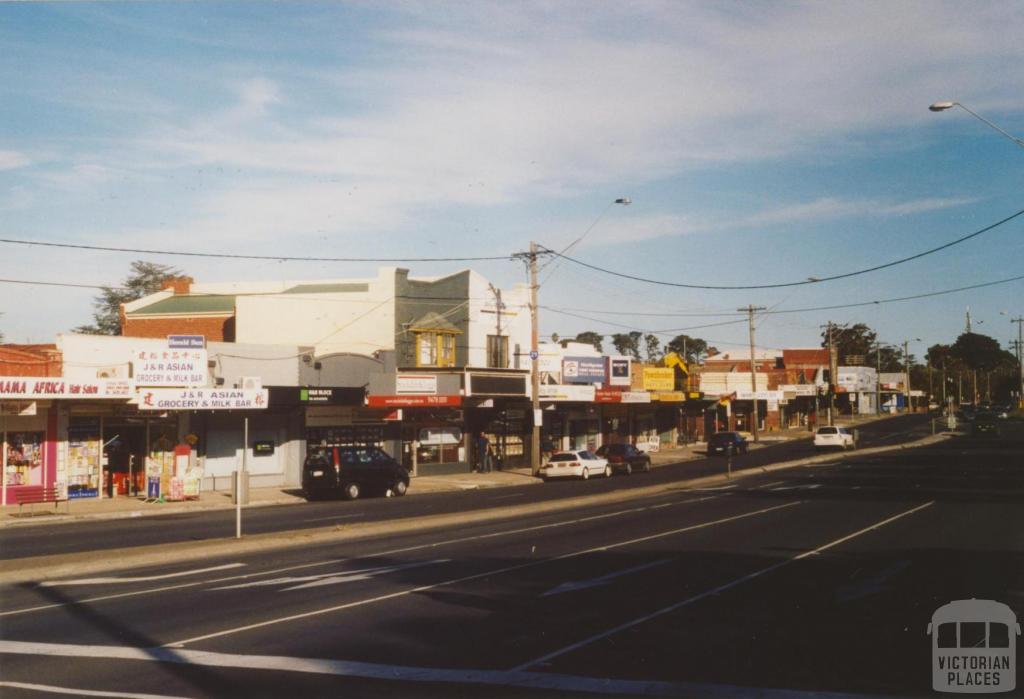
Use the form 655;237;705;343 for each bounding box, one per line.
2;1;1023;359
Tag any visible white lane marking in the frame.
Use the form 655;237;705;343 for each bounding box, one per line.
38;564;246;587
0;681;192;699
757;481;788;489
541;559;671;597
301;514;362;523
769;484;822;492
690;484;737;491
209;559;448;592
513;500;935;672
166;501;800;647
488;493;526;500
3;494;719;618
0;641;896;699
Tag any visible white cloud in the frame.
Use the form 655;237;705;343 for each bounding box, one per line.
0;150;31;170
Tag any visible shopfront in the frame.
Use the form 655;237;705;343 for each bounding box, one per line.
1;403;58;505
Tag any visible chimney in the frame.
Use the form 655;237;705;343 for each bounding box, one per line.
161;276;194;295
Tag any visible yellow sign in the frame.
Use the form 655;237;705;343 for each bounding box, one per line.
652;391;685;402
643;367;675;391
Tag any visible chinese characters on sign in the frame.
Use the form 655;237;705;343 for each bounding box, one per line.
132;349;208;387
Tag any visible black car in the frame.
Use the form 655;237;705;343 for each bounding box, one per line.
302;446;410;501
708;431;748;456
971;412;1000;437
595;443;652;475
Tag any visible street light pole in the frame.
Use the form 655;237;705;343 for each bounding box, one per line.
529;242;541;476
929;102;1024;151
1012;315;1024;408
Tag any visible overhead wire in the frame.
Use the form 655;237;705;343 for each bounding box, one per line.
538;205;1024;290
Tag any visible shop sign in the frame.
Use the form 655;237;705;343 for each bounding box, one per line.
539;384;595;402
562;357;605;384
780;384;816;397
396;374;437;395
136;388;269;411
735;390;784;401
652;391;686;402
594;389;622;403
0;377;133;400
642;368;675;391
465;372;528;397
607;357;631;386
0;401;37;416
622;391;652;403
768;400;780;412
253;440;275;455
132;349;208;387
168;335;206;349
367;395;461;408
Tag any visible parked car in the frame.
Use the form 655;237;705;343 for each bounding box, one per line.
814;426;857;451
595;443;652;475
708;431;748;456
541;450;611;481
971;412;1000;437
302;446;410;501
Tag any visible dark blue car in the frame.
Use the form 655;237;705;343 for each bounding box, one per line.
708;431;748;456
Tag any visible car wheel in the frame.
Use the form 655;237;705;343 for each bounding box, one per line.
604;465;612;478
389;480;408;497
581;467;590;481
343;482;360;500
643;459;651;473
625;463;633;476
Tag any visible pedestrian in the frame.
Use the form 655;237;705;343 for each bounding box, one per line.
476;431;490;473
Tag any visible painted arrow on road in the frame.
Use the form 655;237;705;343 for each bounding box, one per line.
209;559;448;592
540;559;671;597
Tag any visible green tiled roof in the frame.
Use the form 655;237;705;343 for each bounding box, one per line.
128;296;235;316
284;283;369;294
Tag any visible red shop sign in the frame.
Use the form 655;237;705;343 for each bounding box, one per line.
367;395;462;408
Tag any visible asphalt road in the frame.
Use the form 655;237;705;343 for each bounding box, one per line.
1;417;1021;698
0;414;935;561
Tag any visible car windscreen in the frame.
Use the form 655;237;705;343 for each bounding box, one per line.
709;433;733;444
549;453;578;462
817;427;838;434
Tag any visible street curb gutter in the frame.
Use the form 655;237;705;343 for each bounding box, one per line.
1;432;952;585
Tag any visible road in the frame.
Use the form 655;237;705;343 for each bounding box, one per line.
1;418;1021;698
0;414;934;561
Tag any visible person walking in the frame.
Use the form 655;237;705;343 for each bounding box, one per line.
476;431;491;473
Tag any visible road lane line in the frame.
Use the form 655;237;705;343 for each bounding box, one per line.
301;513;362;523
165;501;801;647
2;494;721;618
38;563;246;587
0;641;898;698
541;559;672;597
0;680;192;699
512;500;935;672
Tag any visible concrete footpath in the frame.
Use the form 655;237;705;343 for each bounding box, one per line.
0;416;896;529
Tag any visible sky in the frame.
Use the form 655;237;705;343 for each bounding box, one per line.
2;1;1023;361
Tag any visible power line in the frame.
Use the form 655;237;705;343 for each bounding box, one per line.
0;238;515;263
540;206;1024;290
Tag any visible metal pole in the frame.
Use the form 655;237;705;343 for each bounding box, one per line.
739;305;766;442
827;323;836;426
875;342;882;416
1;415;7;507
237;416;247;539
1012;317;1024;408
904;340;911;413
529;242;541;476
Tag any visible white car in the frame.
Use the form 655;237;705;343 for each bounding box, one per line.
542;450;611;481
814;426;856;451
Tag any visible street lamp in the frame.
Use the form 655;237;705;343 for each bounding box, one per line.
904;338;921;413
929;101;1024;150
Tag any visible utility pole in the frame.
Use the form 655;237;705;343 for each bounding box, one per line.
1012;316;1024;408
875;342;882;416
739;305;766;442
529;242;541;476
903;340;912;413
821;322;838;426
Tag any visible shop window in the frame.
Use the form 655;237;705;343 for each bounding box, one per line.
67;419;102;498
4;432;44;487
487;335;509;368
416;331;456;368
417;427;462;464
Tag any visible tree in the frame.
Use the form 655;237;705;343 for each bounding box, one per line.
665;334;708;364
644;334;661;362
819;321;903;371
611;332;642;361
951;332;1015;373
574;331;604;353
75;261;182;335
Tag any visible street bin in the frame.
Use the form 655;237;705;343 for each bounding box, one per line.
231;470;250;505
